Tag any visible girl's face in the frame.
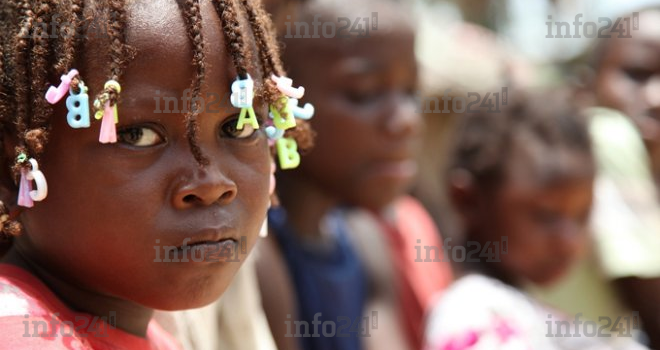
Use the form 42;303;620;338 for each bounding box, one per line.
283;20;422;211
9;0;271;310
465;149;594;286
595;10;660;137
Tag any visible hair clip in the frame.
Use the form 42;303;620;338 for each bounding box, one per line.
94;80;121;144
230;75;259;130
66;80;91;128
271;75;305;99
45;69;79;104
270;96;296;131
17;157;47;208
289;99;315;120
276;137;301;170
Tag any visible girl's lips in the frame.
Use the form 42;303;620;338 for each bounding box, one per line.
369;159;418;179
162;239;239;263
185;240;238;263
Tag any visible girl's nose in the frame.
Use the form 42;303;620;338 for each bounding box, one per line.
172;166;238;209
383;92;422;138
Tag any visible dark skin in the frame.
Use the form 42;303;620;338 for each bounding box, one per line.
257;10;420;350
1;0;271;337
593;9;660;348
594;9;660;193
450;146;594;288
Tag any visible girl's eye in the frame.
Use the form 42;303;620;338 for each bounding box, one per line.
623;68;653;83
117;126;164;147
345;90;383;105
221;118;257;139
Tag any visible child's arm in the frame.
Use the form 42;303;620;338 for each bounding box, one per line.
255;234;301;350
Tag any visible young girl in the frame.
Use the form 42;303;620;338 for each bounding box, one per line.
423;90;646;349
0;0;312;348
258;1;452;350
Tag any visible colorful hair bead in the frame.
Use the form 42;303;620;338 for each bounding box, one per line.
231;75;260;130
94;80;121;144
66;81;91;129
45;69;79;104
276;137;301;170
289;98;315;120
265;125;285;140
270;97;296;131
271;75;305;99
17;158;48;207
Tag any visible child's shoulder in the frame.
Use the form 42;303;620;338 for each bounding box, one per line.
0;264;93;349
424;274;542;349
0;263;57;317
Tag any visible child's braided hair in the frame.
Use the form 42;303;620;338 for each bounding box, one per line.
0;0;313;239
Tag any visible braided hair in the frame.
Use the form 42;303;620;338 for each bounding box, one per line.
448;89;594;192
0;0;313;238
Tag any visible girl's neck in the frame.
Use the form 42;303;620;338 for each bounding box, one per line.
459;230;522;289
276;172;337;240
3;245;153;337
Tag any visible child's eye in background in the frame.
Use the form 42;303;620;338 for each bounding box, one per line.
344;89;384;105
220;118;258;139
117;125;164;147
623;67;654;83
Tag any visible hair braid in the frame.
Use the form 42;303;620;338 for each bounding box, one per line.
212;0;251;79
26;0;56;157
179;0;208;165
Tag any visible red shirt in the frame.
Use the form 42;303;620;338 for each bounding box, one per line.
377;196;453;350
0;264;182;350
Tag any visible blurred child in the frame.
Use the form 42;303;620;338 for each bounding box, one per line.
0;0;312;348
423;90;646;349
577;5;660;347
258;1;452;349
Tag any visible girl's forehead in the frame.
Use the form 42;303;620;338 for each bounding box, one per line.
83;0;239;93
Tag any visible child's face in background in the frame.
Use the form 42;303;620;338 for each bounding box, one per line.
11;1;271;310
595;10;660;138
469;147;594;286
282;16;421;211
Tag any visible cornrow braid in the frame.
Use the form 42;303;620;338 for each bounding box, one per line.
179;0;208;165
53;0;82;76
91;0;127;123
12;2;35;175
26;0;56;157
106;0;127;81
212;0;251;79
238;0;284;107
234;0;315;151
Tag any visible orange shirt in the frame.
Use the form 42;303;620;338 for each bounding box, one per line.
0;264;182;350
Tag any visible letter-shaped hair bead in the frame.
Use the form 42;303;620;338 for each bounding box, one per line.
45;69;79;104
66;81;91;128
